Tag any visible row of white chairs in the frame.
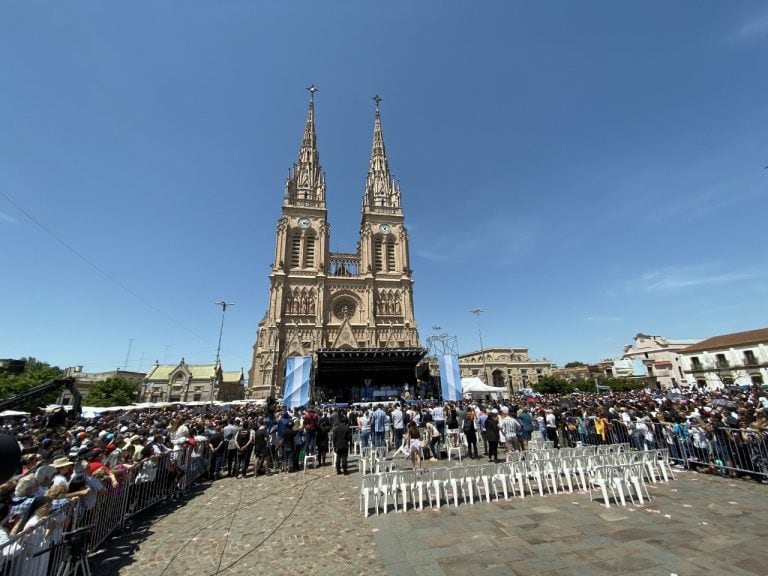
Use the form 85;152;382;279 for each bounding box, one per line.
358;447;675;516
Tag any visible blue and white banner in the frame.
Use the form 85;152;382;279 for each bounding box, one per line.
284;356;312;408
439;354;463;402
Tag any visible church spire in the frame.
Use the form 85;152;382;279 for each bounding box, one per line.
285;85;325;206
364;95;401;212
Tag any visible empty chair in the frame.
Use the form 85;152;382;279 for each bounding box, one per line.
442;467;464;507
654;448;674;482
587;465;613;508
474;464;498;502
525;460;546;497
397;469;417;511
376;471;400;514
303;451;318;471
359;474;380;517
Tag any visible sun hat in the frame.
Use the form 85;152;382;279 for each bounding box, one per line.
52;457;73;469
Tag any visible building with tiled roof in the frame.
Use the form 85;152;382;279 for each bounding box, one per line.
143;358;244;402
621;333;702;390
679;328;768;389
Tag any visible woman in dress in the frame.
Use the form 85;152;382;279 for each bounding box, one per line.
406;423;422;470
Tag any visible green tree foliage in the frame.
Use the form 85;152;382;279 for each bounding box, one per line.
599;377;646;392
0;358;63;413
564;361;587;368
533;375;576;395
83;377;139;407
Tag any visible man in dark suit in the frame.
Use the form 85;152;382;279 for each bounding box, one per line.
333;416;353;475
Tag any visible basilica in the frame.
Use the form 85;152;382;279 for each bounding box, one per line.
247;89;426;402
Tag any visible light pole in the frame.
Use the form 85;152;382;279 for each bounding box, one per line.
470;308;490;388
214;301;234;402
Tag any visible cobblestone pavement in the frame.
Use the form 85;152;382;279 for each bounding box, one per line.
91;457;768;576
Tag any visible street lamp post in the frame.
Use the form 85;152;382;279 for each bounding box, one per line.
470;308;491;388
214;301;234;402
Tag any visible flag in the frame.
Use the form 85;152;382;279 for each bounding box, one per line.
439;354;462;401
284;356;312;408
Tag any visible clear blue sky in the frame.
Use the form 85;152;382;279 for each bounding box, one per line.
2;2;767;376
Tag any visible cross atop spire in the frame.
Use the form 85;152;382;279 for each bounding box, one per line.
363;97;401;212
285;85;325;207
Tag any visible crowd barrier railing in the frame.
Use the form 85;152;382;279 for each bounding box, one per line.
1;439;210;576
562;417;768;482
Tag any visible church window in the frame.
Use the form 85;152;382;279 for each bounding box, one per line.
305;234;315;267
386;240;396;271
290;233;301;268
374;237;383;271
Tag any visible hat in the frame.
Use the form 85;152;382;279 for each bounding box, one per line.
52;457;73;469
501;407;509;415
491;409;499;414
119;426;129;433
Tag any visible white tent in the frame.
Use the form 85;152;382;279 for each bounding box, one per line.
0;409;30;417
461;377;508;398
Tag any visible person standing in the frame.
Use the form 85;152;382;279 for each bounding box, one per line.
235;420;255;478
545;409;559;449
431;403;446;442
485;410;501;463
333;416;352;475
253;421;268;475
463;408;479;459
303;407;319;456
358;410;371;449
499;406;521;458
391;404;405;451
406;422;422;470
222;418;240;478
207;425;225;480
371;405;387;448
517;406;534;451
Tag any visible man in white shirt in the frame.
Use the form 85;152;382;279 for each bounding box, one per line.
391;404;405;450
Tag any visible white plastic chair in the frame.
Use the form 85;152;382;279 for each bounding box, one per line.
359;474;379;517
303;451;318;471
377;471;399;514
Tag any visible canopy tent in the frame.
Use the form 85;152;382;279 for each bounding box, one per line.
0;410;30;417
461;377;508;398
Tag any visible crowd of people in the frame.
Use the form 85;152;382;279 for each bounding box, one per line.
1;384;767;572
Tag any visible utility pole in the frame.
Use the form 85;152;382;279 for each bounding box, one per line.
214;301;234;403
470;308;490;387
123;338;134;369
214;301;235;367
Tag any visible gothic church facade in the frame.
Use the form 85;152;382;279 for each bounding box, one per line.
248;91;423;401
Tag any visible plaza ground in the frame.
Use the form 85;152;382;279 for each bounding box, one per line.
92;457;768;576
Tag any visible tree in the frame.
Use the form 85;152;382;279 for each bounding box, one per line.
83;376;139;407
564;361;587;368
596;377;645;392
0;358;63;413
533;375;575;395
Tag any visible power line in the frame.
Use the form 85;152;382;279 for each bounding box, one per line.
0;190;211;345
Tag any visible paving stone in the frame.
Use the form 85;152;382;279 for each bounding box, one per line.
91;459;768;576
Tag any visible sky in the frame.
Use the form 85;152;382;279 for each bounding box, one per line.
1;2;767;378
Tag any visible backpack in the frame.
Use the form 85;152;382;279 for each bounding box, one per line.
236;429;250;445
294;430;305;447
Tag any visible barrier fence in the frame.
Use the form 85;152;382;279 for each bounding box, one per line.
1;440;210;576
563;418;768;481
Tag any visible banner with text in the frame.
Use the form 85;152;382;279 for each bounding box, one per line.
284;356;312;408
439;354;462;402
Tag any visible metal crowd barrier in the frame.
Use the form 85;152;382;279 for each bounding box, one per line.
562;417;768;482
1;439;210;576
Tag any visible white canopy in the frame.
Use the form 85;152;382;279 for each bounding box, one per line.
461;377;507;395
0;409;30;417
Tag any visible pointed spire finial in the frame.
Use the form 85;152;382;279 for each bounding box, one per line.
372;94;382;109
307;84;318;101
